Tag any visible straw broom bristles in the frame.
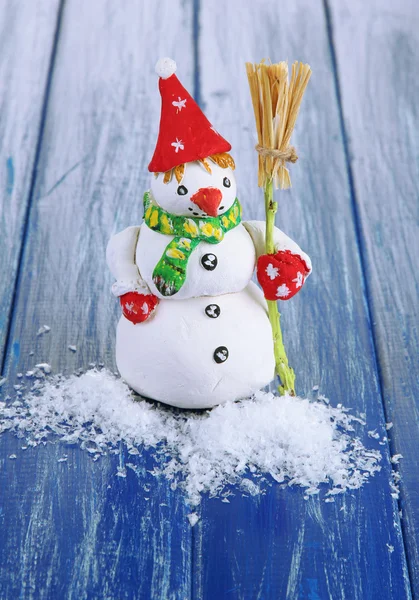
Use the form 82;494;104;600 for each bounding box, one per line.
246;61;311;189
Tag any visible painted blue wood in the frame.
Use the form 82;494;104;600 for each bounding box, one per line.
0;0;61;364
1;0;416;598
328;0;419;595
193;0;412;598
0;1;195;598
0;443;189;599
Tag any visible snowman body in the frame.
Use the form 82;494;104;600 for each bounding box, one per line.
116;281;274;409
136;221;255;300
107;59;311;409
107;162;310;409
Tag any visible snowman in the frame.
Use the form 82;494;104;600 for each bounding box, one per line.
106;58;311;409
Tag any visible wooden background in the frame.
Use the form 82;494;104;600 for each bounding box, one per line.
0;0;418;598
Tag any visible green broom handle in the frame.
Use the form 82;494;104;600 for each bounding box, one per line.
264;179;296;396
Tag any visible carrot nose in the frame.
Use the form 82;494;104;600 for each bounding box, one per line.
190;187;222;217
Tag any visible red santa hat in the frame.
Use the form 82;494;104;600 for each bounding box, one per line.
148;58;231;173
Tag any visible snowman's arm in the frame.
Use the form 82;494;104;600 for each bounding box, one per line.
243;220;312;274
106;226;151;297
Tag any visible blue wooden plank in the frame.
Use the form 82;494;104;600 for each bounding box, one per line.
0;0;61;363
0;443;189;599
327;0;419;594
193;0;412;598
0;1;195;597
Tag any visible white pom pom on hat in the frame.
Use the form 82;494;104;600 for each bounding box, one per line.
155;57;177;79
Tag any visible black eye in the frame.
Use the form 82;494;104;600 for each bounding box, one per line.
177;185;188;195
223;177;231;188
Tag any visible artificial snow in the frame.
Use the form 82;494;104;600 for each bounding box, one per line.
390;454;403;464
0;369;382;507
36;325;51;336
35;363;52;374
187;513;199;527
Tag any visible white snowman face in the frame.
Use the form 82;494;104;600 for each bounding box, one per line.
150;161;237;217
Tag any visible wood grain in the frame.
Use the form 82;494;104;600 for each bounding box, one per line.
1;0;417;597
0;1;194;598
194;0;412;598
328;0;419;594
0;0;61;366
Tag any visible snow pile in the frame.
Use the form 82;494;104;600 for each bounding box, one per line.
0;369;382;506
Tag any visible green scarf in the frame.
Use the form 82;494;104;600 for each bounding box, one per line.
143;191;242;296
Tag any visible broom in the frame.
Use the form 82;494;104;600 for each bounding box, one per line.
246;60;311;396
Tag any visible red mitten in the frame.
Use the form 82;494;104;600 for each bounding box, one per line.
119;292;159;324
257;250;310;301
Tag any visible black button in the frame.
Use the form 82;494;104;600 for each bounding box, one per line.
205;304;220;319
201;253;218;271
214;346;229;363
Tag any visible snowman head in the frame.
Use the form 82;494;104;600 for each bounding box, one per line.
150;153;237;218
